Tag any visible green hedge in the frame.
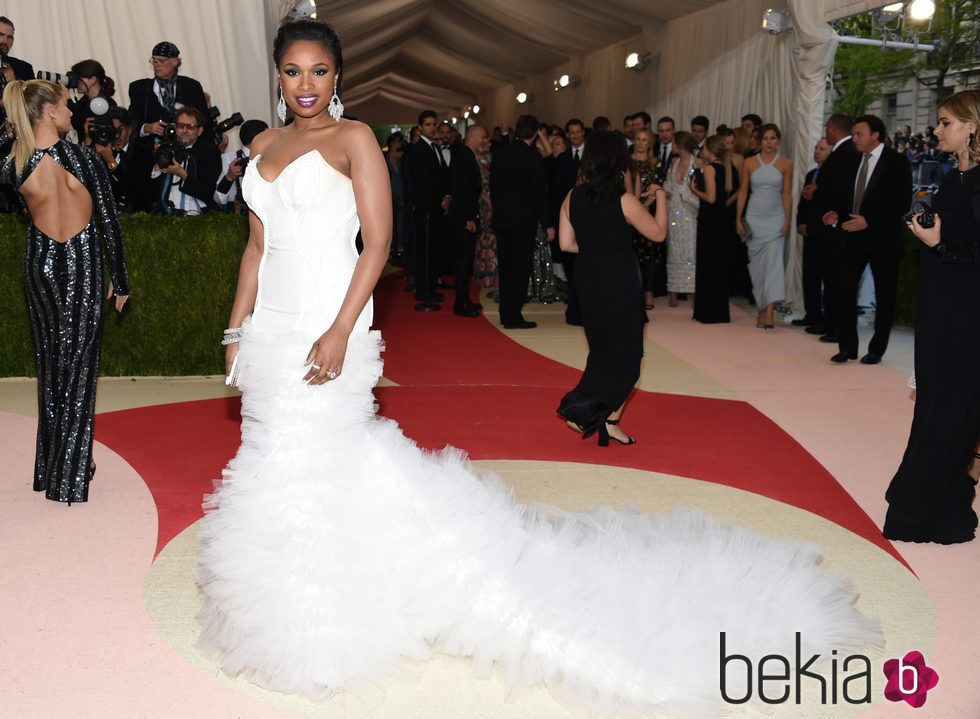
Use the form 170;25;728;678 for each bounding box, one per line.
0;212;922;377
0;212;247;376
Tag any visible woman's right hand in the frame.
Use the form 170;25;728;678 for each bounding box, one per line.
736;218;745;236
908;212;941;247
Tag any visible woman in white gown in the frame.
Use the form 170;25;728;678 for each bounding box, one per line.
197;20;881;719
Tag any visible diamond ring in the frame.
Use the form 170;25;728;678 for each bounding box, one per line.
311;364;322;370
327;370;337;379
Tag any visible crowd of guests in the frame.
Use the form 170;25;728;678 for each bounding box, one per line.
0;16;266;217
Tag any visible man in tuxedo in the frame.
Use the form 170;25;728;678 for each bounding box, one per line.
92;107;153;213
553;119;584;324
566;118;585;169
827;114;913;364
690;115;709;156
447;125;487;317
128;42;209;140
490;114;554;329
792;138;832;328
622;113;636;148
807;112;859;343
404;109;450;304
0;17;32;80
654;116;675;173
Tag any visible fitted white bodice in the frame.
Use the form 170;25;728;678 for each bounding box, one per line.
242;149;371;335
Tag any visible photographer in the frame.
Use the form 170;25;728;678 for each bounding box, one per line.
0;17;32;81
92;107;152;213
214;119;267;213
148;106;220;216
68;59;117;144
128;42;208;139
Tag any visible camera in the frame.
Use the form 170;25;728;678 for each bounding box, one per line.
153;123;186;168
209;106;244;146
234;149;249;172
36;70;80;90
904;199;936;229
88;96;116;146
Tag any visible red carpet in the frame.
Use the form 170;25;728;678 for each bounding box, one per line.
96;275;902;562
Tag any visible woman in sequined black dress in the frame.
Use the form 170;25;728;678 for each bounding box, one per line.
884;90;980;544
2;79;130;504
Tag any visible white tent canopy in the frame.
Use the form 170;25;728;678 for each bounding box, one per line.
6;0;891;309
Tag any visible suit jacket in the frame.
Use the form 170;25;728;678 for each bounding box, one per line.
128;75;208;130
809;138;860;239
848;146;913;252
145;139;221;212
447;144;482;226
4;55;33;81
549;148;577;226
404;138;449;219
797;167;819;232
489;138;550;234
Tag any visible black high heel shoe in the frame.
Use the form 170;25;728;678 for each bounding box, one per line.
604;419;636;446
87;463;96;483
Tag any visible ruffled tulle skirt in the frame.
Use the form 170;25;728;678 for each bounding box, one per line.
196;323;881;718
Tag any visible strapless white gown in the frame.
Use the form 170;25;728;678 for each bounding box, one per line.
196;150;881;718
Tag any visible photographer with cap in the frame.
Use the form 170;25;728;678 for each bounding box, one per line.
93;107;154;213
148;106;220;216
214;119;268;214
128;41;208;139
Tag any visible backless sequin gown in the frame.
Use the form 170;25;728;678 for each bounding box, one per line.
196;149;881;718
4;140;130;503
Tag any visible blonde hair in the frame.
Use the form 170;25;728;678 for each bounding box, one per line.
732;127;750;157
705;134;734;193
634;128;656;169
3;79;64;177
937;89;980;166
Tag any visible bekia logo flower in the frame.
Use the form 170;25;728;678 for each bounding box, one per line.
883;651;939;708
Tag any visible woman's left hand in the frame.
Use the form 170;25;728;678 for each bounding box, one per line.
908;212;941;247
779;221;791;237
304;326;349;385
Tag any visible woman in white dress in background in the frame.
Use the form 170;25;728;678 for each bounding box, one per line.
196;19;881;719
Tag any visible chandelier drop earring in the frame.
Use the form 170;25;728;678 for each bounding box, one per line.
328;89;343;121
277;87;287;123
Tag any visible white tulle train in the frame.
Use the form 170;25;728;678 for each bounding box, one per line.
196;324;881;718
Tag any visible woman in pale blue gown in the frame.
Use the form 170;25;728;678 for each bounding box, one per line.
735;123;793;328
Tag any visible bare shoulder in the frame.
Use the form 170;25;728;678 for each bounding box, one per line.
248;127;283;157
337;119;378;147
777;155;793;172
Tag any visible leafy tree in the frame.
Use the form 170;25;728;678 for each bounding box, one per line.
831;13;914;116
909;0;980;100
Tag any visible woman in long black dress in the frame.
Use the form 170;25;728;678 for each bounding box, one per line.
884;89;980;544
556;131;666;445
691;134;739;323
2;79;130;504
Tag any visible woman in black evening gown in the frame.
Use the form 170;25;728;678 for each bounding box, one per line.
884;89;980;544
2;79;130;504
691;134;739;323
556;131;666;445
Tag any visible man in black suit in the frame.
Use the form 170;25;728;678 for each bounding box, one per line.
828;114;913;364
552;119;583;324
147;106;221;216
447;125;487;317
792;137;832;327
489;114;553;329
0;17;32;80
807;112;859;343
128;42;208;140
92;107;152;213
653;116;675;180
404;109;449;304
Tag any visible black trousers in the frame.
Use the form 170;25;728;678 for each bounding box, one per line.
413;214;445;299
450;222;477;306
818;235;844;336
800;233;824;322
837;235;900;357
495;227;535;324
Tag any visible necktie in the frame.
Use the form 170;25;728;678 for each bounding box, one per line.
573;148;580;162
433;142;444;167
158;76;177;119
853;153;870;213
